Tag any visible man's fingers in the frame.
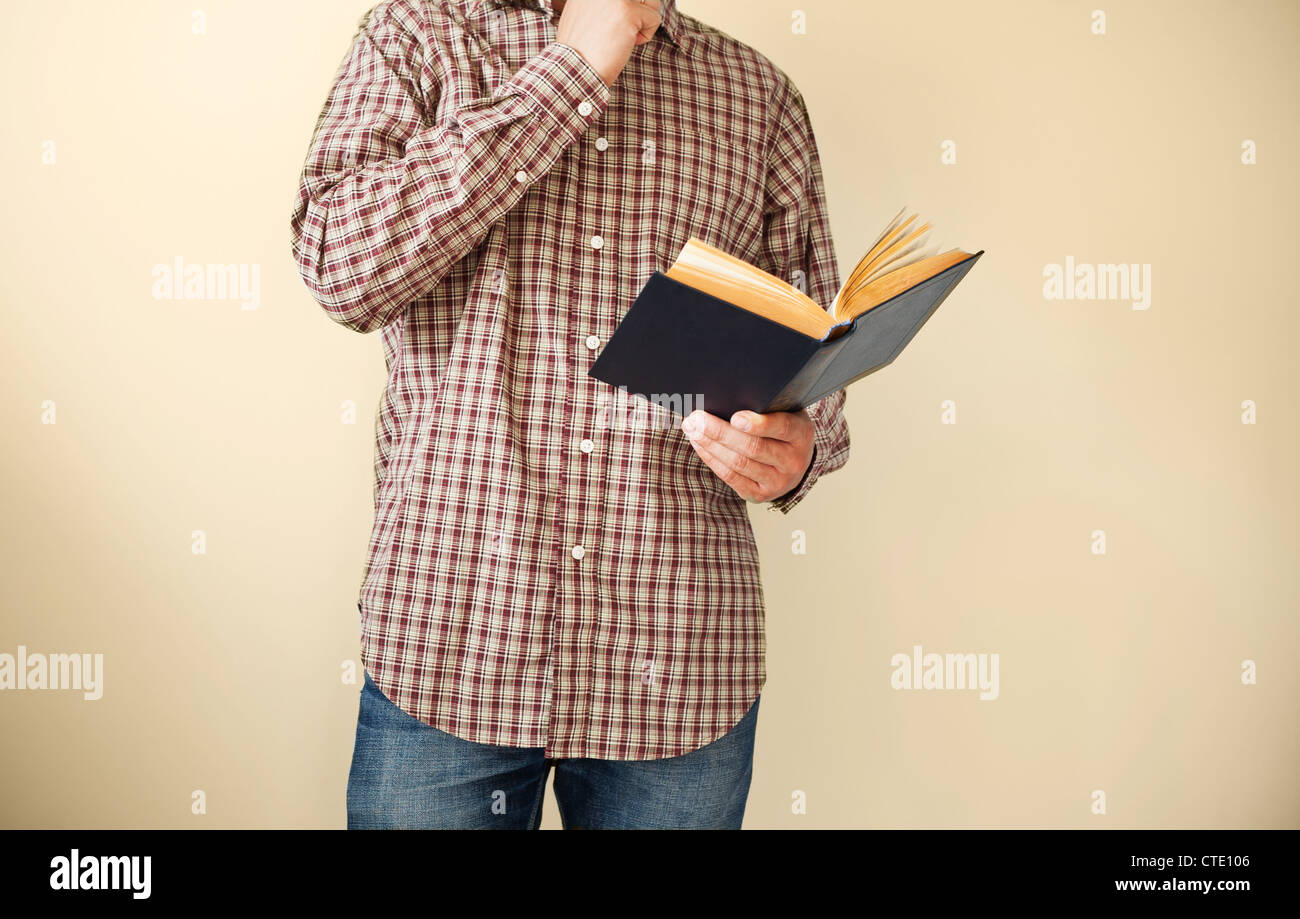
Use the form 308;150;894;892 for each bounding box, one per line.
555;0;662;85
630;0;661;42
689;432;782;494
730;408;805;443
681;409;814;502
688;439;766;502
682;411;779;465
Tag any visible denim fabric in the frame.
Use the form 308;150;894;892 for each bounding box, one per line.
347;671;758;829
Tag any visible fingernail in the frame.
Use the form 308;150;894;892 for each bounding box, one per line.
731;413;751;432
681;417;698;436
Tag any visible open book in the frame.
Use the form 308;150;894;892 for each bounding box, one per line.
665;209;976;339
589;210;983;417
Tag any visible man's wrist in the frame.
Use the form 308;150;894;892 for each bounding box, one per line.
773;445;816;506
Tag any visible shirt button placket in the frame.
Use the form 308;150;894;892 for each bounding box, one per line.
558;90;611;751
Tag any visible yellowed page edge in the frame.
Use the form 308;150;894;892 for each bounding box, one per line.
841;249;973;319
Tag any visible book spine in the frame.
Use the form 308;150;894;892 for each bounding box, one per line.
765;334;851;412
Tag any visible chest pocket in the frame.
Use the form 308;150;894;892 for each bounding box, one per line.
630;128;765;274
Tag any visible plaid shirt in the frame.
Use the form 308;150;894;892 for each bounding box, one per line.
291;0;850;759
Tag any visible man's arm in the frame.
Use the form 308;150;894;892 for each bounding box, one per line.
682;75;850;512
290;0;660;333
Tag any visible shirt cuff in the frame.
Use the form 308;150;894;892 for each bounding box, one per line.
503;41;610;139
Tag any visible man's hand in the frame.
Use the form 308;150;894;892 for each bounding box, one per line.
555;0;662;88
681;409;815;503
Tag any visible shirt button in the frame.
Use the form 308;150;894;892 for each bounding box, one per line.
578;100;594;117
514;169;528;183
590;234;604;250
595;136;609;152
585;334;600;351
580;438;595;454
571;544;586;560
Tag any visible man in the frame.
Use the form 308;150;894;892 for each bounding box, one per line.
291;0;849;829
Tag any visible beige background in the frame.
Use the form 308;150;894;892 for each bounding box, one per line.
2;0;1296;829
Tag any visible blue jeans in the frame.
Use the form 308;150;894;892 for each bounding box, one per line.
347;671;759;829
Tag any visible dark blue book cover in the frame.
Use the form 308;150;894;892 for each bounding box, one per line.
589;251;983;419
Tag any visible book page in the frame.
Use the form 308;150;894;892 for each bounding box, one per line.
666;238;835;339
839;249;974;319
831;210;972;321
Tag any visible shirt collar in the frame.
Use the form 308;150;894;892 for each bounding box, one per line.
480;0;685;51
